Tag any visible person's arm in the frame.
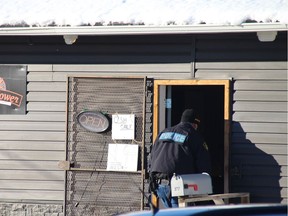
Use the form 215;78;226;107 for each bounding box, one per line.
190;132;212;174
196;140;212;174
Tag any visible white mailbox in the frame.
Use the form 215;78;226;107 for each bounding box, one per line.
171;173;213;197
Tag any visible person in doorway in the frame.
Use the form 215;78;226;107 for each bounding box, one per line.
148;108;211;208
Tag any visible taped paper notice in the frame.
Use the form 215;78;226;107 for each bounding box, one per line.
106;143;138;172
112;114;135;140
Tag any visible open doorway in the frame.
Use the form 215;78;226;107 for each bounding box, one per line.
153;80;231;194
171;85;224;194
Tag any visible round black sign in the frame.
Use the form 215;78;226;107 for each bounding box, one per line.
76;111;110;133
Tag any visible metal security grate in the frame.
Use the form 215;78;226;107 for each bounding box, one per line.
65;76;150;216
66;172;143;215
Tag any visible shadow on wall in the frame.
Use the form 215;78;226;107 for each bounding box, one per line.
231;121;282;203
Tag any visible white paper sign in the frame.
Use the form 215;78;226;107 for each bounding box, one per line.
112;114;135;140
106;143;139;171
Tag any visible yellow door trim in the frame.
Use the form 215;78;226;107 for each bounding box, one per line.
153;79;231;193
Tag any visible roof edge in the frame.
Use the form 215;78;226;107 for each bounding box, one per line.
0;23;287;36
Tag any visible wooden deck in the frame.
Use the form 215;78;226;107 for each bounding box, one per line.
178;193;250;207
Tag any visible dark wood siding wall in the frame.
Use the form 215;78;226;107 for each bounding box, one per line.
0;31;286;204
0;35;194;64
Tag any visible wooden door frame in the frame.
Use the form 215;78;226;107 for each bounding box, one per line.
153;79;231;193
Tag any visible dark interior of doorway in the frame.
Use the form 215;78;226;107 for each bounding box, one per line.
170;85;224;194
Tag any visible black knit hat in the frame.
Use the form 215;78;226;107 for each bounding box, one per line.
180;109;200;125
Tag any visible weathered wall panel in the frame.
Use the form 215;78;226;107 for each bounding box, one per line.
0;121;64;130
196;61;286;69
0;191;63;201
234;91;287;101
0;141;64;150
0;112;65;121
0;151;64;160
195;32;287;203
27;102;66;111
28;82;66;91
0;64;66;203
0;161;64;170
0;180;63;190
0;35;195;64
0;131;65;141
27;92;66;101
233;122;286;133
0;32;287;207
234;80;287;91
232;144;287;156
233;112;286;122
0;170;64;180
197;69;286;80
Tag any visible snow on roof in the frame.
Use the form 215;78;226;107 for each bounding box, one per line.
1;0;288;27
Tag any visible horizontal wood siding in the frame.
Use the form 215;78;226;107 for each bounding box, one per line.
0;65;66;202
195;32;287;203
0;35;194;203
0;32;286;205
